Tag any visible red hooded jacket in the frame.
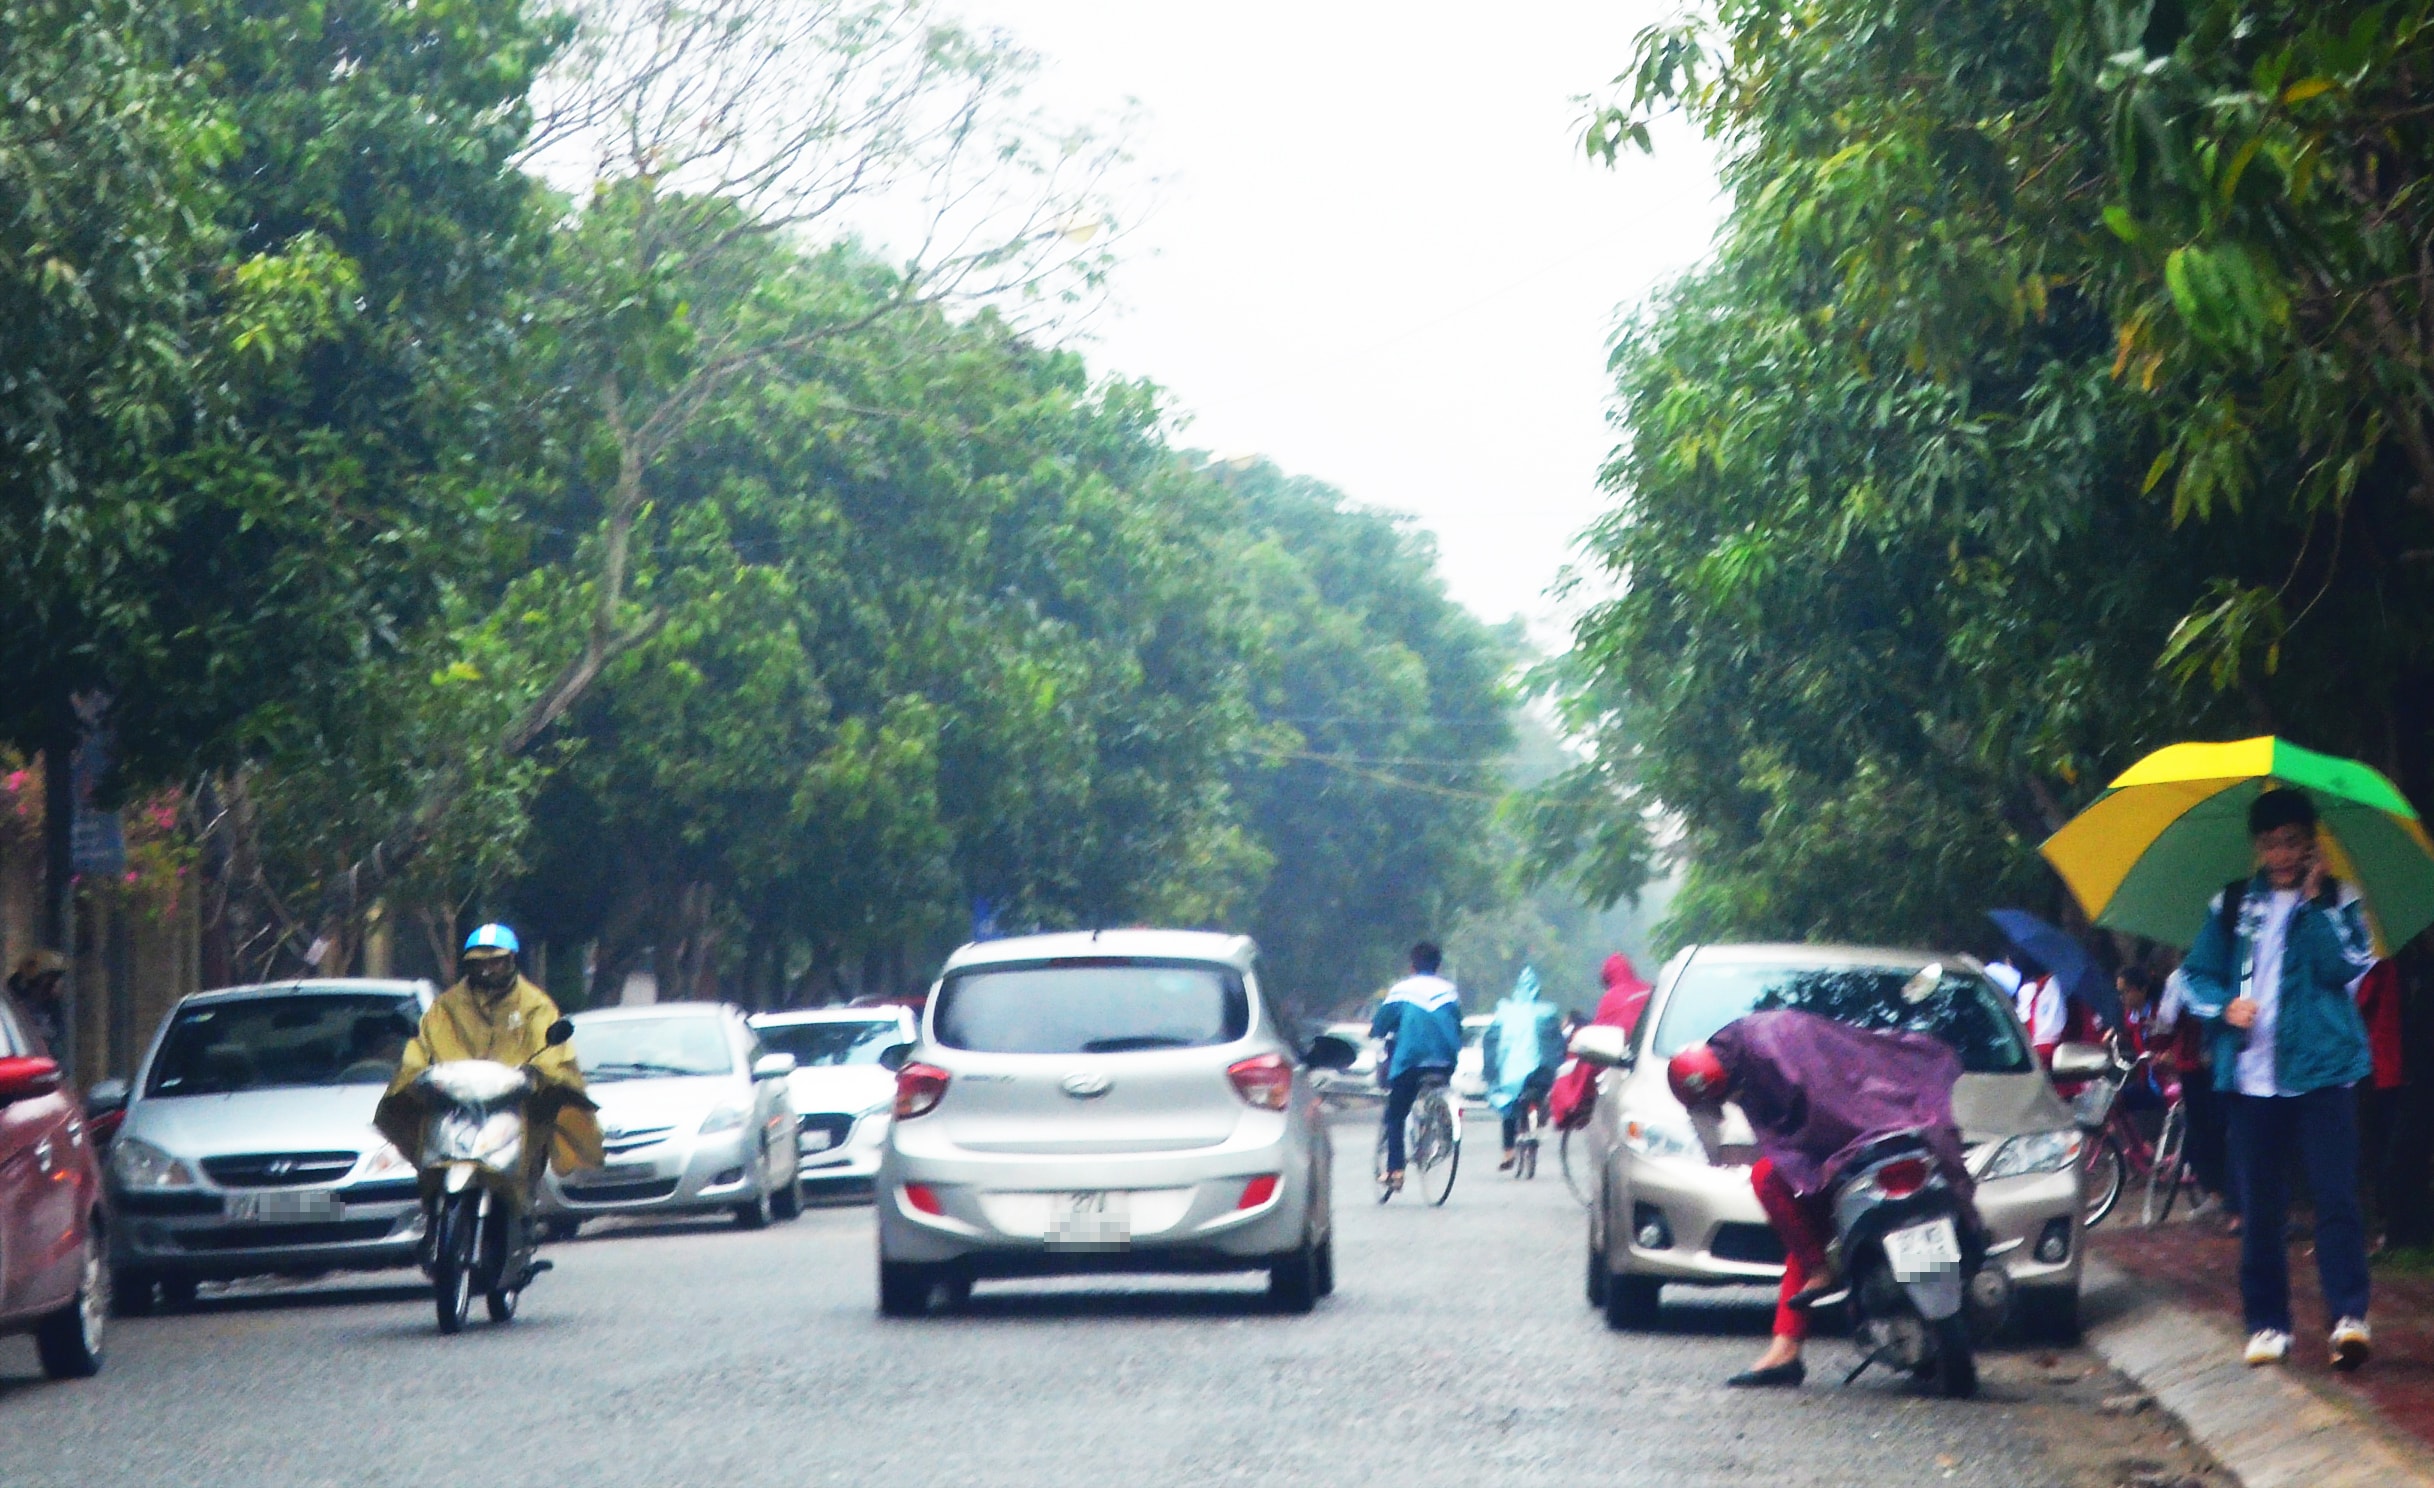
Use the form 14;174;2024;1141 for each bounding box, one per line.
1549;953;1651;1130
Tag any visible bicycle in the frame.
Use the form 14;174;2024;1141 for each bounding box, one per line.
1375;1073;1461;1206
2072;1040;2188;1228
1508;1096;1543;1181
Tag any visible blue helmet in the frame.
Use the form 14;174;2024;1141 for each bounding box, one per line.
462;923;521;957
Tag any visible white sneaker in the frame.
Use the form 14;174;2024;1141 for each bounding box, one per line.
2330;1317;2372;1372
2244;1329;2292;1366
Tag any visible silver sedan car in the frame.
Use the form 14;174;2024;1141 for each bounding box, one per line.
100;979;435;1310
537;1004;802;1232
874;930;1345;1315
1574;944;2087;1340
749;1006;916;1196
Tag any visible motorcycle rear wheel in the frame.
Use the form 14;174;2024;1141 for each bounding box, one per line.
432;1195;479;1335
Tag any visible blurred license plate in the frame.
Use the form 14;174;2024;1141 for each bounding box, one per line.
1046;1190;1128;1248
1884;1217;1961;1280
226;1191;340;1222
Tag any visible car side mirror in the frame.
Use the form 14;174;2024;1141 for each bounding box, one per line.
752;1052;797;1081
545;1018;576;1047
876;1042;915;1072
86;1076;131;1118
2048;1042;2110;1081
1568;1024;1633;1069
1303;1034;1358;1071
0;1055;63;1105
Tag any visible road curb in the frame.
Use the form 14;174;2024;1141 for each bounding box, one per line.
2082;1258;2434;1488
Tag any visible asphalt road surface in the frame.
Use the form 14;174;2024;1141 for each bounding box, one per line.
4;1117;2217;1488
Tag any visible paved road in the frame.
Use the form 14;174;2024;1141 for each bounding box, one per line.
4;1119;2212;1487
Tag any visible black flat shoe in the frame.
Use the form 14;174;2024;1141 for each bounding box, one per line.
1725;1360;1806;1389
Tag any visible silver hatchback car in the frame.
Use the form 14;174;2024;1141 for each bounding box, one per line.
101;979;435;1309
874;930;1343;1314
1575;944;2088;1340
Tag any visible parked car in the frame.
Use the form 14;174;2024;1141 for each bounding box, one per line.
1574;943;2087;1340
537;1004;801;1232
875;929;1347;1315
748;1006;915;1196
0;982;107;1377
1452;1013;1492;1104
100;978;434;1313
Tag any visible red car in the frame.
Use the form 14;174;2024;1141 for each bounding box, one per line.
0;984;107;1378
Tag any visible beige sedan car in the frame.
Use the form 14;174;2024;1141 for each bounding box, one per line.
1573;943;2089;1341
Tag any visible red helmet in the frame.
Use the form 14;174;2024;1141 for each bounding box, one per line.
1667;1044;1730;1108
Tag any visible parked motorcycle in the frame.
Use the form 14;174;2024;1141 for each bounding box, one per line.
1817;1129;2011;1398
410;1018;584;1334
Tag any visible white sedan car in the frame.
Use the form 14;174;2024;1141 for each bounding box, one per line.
750;1007;917;1197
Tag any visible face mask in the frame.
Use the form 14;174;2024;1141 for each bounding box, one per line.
466;956;516;994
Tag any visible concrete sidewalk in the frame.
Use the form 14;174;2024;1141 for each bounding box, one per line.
2085;1257;2434;1487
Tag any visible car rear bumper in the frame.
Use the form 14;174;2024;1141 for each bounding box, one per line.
877;1126;1315;1269
539;1127;762;1216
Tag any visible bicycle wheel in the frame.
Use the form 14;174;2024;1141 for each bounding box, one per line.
1559;1129;1594;1207
1417;1093;1460;1206
1374;1122;1395;1203
2082;1131;2126;1228
2141;1101;2189;1226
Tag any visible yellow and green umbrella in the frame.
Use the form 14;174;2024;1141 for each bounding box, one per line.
2040;736;2434;953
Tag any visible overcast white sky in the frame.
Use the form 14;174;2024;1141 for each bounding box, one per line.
951;1;1725;635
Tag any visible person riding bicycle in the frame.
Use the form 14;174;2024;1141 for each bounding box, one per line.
1482;965;1565;1169
1370;941;1464;1196
1670;1007;1980;1390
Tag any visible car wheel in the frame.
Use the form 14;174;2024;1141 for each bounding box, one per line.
1604;1273;1662;1330
109;1267;157;1318
1269;1231;1320;1314
541;1217;583;1243
34;1221;107;1379
2012;1284;2081;1344
1585;1232;1609;1309
1314;1232;1336;1297
733;1185;772;1229
157;1273;199;1311
878;1260;935;1318
771;1176;803;1221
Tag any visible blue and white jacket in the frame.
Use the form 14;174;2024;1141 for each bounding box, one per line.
2179;870;2376;1096
1370;974;1464;1081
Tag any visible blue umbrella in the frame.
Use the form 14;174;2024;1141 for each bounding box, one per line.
1986;909;2119;1025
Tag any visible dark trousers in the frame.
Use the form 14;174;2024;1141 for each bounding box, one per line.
2229;1088;2371;1333
1499;1068;1556;1149
1381;1067;1443;1173
2182;1075;2236;1205
2361;1084;2434;1248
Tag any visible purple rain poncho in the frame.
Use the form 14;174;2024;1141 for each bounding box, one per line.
1707;1009;1973;1203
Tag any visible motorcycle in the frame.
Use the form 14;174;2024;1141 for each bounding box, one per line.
1815;1129;2013;1399
410;1017;586;1334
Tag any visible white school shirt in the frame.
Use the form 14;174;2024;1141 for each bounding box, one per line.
2234;888;2302;1098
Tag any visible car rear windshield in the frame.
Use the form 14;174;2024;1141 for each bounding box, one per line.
147;993;422;1097
934;958;1250;1054
756;1018;904;1066
574;1016;734;1080
1650;961;2034;1075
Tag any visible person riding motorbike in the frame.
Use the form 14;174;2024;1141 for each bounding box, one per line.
1669;1008;1979;1389
374;925;603;1273
1481;965;1565;1168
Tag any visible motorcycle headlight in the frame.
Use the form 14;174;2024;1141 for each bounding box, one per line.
1976;1130;2082;1181
112;1136;199;1190
1621;1111;1703;1163
700;1102;748;1135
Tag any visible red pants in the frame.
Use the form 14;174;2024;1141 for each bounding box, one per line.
1752;1158;1832;1341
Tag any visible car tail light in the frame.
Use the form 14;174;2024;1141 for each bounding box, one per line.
894;1062;951;1119
902;1182;944;1216
1227;1053;1293;1110
1236;1174;1280;1210
1875;1157;1929;1197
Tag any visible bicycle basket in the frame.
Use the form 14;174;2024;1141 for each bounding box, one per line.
2069;1076;2120;1129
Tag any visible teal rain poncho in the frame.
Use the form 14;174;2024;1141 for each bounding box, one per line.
1483;967;1565;1113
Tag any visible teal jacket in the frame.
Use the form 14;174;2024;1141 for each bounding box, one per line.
2179;871;2375;1095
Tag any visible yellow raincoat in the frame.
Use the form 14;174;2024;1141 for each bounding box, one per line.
375;977;604;1177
